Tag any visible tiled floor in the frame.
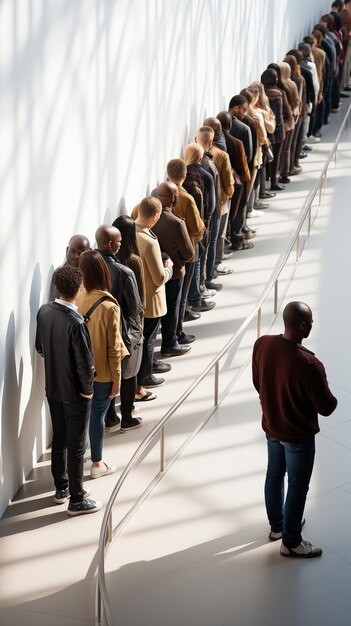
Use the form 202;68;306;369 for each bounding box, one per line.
1;105;351;625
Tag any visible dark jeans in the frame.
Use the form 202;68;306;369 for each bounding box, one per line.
230;181;248;245
314;100;325;134
290;116;303;168
90;381;112;462
177;261;195;337
265;435;315;548
161;277;183;349
188;258;202;306
206;211;221;280
48;396;91;503
137;316;160;384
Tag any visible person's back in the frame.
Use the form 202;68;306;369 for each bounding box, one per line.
36;302;93;402
252;301;337;559
253;334;337;442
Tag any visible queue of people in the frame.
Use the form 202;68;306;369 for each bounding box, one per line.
35;3;350;516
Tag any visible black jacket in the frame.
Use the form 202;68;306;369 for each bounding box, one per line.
36;302;94;401
97;250;143;323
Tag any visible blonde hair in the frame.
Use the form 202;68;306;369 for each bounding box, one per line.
184;143;204;165
249;81;271;113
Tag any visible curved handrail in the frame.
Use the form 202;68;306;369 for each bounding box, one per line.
95;103;351;626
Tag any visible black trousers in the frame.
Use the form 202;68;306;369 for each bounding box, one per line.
48;396;91;503
177;260;195;338
161;277;183;349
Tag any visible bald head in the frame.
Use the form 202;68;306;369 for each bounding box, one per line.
217;111;232;132
283;301;313;341
66;234;90;267
155;181;179;208
95;224;121;255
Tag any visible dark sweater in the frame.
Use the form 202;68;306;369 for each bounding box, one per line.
252;334;337;442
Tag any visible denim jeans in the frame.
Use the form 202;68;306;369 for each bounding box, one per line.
90;381;113;462
137;317;160;384
206;212;221;281
48;396;91;503
265;435;315;548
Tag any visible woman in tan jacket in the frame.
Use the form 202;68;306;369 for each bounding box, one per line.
77;250;128;479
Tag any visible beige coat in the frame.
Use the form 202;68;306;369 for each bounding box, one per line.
76;289;128;386
173;185;205;247
210;145;235;207
136;224;173;318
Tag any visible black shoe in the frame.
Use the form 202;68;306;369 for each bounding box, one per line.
189;300;216;312
178;333;196;344
152;360;172;374
141;375;165;388
278;176;290;184
120;417;143;432
54;487;70;504
259;191;276;199
340;92;351;97
303;144;313;152
231;240;254;250
184;309;201;322
160;343;191;358
67;497;102;516
205;281;223;291
105;402;121;429
313;130;322;138
270;182;285;191
299;152;308;159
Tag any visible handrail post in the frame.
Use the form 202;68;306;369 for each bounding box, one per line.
307;203;312;236
274;279;278;314
160;426;165;471
257;307;261;337
296;235;300;262
214;361;219;407
107;512;113;543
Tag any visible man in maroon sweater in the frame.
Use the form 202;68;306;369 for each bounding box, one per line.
252;301;337;558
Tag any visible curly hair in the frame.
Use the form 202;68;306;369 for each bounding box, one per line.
53;265;82;298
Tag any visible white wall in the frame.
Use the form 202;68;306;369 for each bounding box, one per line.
0;0;329;516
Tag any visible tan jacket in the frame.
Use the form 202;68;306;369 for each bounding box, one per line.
173;185;205;247
312;46;325;96
136;224;173;318
210;145;235;207
76;289;128;386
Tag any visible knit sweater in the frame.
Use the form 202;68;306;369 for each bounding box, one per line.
252;334;337;442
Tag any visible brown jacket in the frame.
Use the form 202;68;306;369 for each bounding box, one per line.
210;144;235;206
76;289;128;386
312;46;325;96
223;130;251;183
135;224;173;318
173;185;205;247
152;206;194;277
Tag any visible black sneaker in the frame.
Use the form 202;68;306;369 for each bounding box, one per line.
67;497;102;516
153;360;172;374
120;417;143;432
54;487;70;504
105;417;121;432
142;375;165;388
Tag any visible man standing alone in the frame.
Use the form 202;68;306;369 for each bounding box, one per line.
252;301;337;557
36;265;101;516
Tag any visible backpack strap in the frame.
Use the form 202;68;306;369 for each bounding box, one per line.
83;296;110;322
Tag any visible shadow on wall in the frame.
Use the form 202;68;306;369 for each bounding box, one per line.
0;265;47;517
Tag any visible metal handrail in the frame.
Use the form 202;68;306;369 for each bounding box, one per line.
95;103;351;626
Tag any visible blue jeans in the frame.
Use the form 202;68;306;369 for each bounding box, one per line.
206;212;221;281
265;435;315;548
90;381;112;462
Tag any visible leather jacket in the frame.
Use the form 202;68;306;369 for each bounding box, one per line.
36;302;95;401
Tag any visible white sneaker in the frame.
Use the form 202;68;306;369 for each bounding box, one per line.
305;136;320;144
217;264;233;275
280;539;322;558
247;209;263;218
90;462;117;479
201;288;216;299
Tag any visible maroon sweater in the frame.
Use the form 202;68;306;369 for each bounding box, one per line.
252;335;337;442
